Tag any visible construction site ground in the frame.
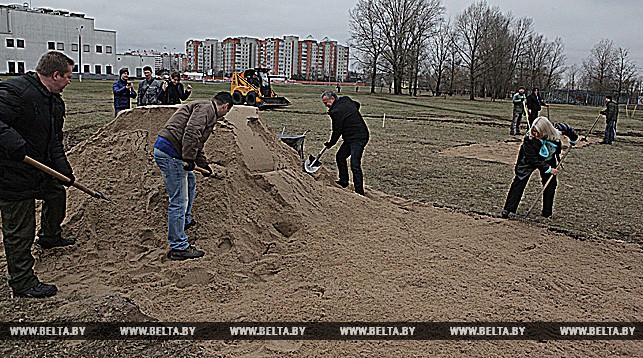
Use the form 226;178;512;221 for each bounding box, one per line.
0;81;641;356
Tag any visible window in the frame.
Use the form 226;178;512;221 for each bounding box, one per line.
106;46;112;54
94;65;101;74
6;39;14;47
106;65;112;74
73;64;78;72
48;41;55;50
95;45;102;53
83;44;89;52
57;42;64;51
16;39;24;48
17;62;25;74
83;64;89;73
72;43;78;52
8;61;15;73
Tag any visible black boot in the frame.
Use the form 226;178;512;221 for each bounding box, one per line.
14;282;58;298
36;237;76;249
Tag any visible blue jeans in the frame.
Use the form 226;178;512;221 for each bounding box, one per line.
153;148;196;250
604;121;616;143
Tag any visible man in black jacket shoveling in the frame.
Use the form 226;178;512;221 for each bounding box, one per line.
321;90;370;195
0;51;77;298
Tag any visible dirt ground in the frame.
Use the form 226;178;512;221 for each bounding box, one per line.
0;106;641;356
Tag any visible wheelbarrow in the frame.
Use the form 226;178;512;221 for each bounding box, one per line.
277;128;309;160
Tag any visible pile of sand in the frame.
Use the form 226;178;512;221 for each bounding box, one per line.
0;106;640;356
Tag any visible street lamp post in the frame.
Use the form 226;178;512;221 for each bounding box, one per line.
76;25;83;82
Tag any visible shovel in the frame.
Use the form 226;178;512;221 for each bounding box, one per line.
580;114;602;142
23;156;116;205
304;146;327;174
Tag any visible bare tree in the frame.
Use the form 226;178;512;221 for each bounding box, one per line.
452;0;492;100
375;0;444;95
544;37;566;90
349;0;386;93
564;64;581;90
479;7;512;100
583;38;617;94
429;20;452;95
614;47;638;101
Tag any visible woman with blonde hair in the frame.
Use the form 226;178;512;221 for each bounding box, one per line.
501;116;578;218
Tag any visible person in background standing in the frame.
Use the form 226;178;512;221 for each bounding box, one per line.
160;71;191;105
510;86;526;135
599;96;618;144
113;68;137;116
526;87;548;127
137;66;163;106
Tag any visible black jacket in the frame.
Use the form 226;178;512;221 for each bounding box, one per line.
326;96;369;146
0;72;73;200
160;81;190;105
601;101;619;122
514;122;577;180
526;92;546;112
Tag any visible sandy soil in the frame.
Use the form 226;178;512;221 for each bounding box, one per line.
1;106;641;356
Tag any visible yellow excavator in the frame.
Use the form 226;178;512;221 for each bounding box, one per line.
230;68;290;109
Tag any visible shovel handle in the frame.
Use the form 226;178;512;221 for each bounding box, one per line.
23;156;95;197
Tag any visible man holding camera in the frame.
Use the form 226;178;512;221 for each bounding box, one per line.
113;68;137;116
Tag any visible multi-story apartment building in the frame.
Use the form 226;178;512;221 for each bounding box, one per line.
185;39;202;72
279;35;299;79
199;38;222;76
188;34;349;80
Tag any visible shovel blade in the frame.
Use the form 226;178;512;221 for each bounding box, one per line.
304;156;322;174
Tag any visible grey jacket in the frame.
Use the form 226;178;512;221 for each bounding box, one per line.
137;78;163;105
158;100;218;166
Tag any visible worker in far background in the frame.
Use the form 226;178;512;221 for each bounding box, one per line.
599;95;618;145
321;90;370;195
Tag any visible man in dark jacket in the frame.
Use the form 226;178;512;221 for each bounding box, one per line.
153;92;233;260
160;71;191;105
526;87;548;126
599;96;618;144
321;90;370;195
0;51;76;298
113;68;137;116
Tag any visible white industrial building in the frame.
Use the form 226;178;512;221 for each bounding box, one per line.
0;3;154;78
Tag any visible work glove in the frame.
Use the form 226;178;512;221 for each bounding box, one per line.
11;145;27;162
199;165;213;177
600;110;606;115
59;172;75;187
183;160;195;172
324;141;333;149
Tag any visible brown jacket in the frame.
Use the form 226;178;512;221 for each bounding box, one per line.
158;100;218;166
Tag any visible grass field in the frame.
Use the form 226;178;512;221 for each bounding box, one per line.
18;78;642;245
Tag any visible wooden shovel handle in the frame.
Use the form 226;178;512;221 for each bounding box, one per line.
23;156;95;197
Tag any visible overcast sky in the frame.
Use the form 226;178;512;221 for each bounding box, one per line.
33;0;642;70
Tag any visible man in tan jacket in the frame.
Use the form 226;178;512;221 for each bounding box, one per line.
153;91;233;260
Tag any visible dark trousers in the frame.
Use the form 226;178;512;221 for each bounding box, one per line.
503;165;557;217
604;121;616;143
336;139;368;194
0;180;66;292
527;111;539;127
510;112;523;134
